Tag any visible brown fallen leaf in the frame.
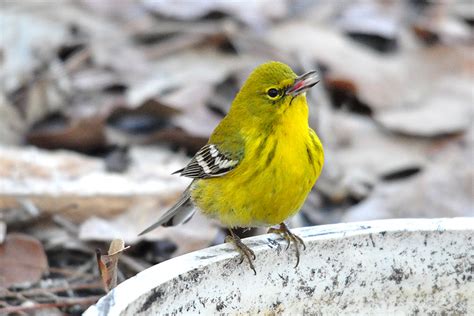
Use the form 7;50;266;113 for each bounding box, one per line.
26;115;106;152
105;98;180;147
96;238;130;292
108;98;181;122
0;233;48;288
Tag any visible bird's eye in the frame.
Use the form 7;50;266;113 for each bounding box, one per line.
267;88;279;98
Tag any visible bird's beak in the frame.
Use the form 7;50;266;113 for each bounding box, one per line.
286;71;319;96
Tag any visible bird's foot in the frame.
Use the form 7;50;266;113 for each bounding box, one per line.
268;223;306;268
225;230;257;275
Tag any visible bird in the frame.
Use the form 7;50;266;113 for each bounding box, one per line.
139;61;324;274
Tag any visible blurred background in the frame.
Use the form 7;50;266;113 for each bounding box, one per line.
0;0;473;313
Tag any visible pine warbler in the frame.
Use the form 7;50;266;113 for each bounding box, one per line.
140;61;324;274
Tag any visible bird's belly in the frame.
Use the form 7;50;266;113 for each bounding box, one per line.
191;139;321;228
241;166;315;226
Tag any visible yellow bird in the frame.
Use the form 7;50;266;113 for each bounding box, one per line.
140;61;324;274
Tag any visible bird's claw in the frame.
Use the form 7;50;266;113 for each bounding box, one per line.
225;231;257;275
268;223;306;268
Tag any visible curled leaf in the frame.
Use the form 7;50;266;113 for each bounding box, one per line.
96;238;130;292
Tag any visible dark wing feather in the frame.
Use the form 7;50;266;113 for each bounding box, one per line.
173;144;239;179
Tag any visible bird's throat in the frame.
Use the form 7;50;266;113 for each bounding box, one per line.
279;95;309;132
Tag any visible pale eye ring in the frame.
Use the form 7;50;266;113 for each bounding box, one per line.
267;88;279;98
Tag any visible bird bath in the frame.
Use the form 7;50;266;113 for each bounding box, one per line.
85;218;473;315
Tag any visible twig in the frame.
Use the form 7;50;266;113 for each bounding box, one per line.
67;259;98;284
48;267;92;278
0;290;28;301
64;47;92;73
19;282;103;297
0;300;28;316
0;295;101;314
52;214;79;235
129;19;230;38
33;291;60;303
120;254;151;273
144;33;209;60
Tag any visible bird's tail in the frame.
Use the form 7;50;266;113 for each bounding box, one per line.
138;184;195;236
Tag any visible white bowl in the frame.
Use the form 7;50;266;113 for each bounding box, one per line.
85;218;474;315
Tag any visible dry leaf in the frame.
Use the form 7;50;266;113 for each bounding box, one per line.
142;0;287;29
343;161;474;222
337;1;401;52
0;233;48;288
27;116;106;152
267;22;473;114
105;98;180;147
0;94;26;145
375;86;472;137
0;146;189;222
0;7;69;94
413;3;472;45
96;239;130;292
329;112;427;178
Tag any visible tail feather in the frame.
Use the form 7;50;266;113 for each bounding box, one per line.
162;199;195;227
138;184;195;236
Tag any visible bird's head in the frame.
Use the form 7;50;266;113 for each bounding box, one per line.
232;61;319;118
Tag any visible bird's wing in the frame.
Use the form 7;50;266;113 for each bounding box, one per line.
139;143;242;235
173;144;240;179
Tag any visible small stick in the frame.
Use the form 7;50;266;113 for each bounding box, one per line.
0;295;102;314
18;282;103;296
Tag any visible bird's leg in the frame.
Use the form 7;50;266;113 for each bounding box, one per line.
225;229;257;275
268;223;306;268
